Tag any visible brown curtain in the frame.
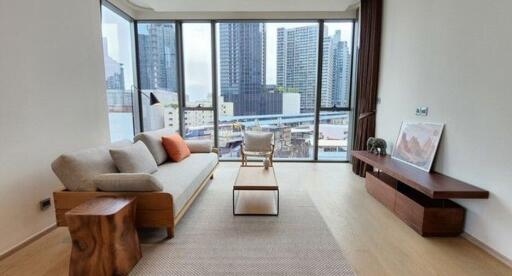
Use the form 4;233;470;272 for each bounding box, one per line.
352;0;383;177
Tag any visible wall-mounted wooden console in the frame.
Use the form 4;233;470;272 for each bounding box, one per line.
352;151;489;237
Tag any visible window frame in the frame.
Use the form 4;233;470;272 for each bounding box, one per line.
134;20;181;134
102;3;358;162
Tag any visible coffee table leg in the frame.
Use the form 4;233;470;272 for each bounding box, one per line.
277;189;279;216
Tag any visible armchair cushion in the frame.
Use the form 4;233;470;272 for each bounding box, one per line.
185;140;212;153
94;173;163;192
243;131;273;152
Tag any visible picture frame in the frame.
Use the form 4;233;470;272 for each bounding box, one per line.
391;122;444;172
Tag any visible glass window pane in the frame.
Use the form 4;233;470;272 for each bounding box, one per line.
318;111;350;160
184;110;214;143
217;22;319;160
137;22;180;133
183;23;213;107
101;5;135;142
321;22;353;109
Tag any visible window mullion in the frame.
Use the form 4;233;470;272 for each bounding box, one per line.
314;20;325;161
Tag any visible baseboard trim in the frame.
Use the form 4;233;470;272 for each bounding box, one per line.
462;232;512;268
0;224;57;261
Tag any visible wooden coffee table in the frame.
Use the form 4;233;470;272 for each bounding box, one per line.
233;166;279;216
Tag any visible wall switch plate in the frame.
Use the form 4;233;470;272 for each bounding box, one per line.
416;107;429;116
39;198;51;210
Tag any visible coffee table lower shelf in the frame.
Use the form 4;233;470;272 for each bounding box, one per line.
232;188;279;216
232;166;279;216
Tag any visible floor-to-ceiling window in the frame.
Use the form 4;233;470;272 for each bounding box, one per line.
100;3;137;142
216;22;320;160
102;7;356;160
182;23;215;143
136;22;180;133
318;21;354;160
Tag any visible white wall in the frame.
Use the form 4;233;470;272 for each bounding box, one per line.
0;0;110;255
377;0;512;260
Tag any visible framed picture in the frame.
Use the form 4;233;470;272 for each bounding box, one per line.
391;122;444;172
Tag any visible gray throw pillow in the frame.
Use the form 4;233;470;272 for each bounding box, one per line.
110;141;158;174
134;128;175;165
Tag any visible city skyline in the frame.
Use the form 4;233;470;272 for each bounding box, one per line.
102;21;352;104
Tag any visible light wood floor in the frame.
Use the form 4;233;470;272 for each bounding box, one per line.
0;163;510;276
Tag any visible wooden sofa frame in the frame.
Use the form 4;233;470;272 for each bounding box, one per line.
54;165;216;239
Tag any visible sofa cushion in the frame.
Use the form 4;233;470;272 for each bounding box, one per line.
153;153;218;214
94;173;163;192
162;134;191;162
51;140;132;191
109;141;158;174
185;140;212;153
134;128;175;165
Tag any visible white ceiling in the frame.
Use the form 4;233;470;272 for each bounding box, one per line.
127;0;357;12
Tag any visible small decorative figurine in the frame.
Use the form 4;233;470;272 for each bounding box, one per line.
367;137;387;156
263;158;270;170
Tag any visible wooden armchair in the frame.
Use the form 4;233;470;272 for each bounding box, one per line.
240;131;274;167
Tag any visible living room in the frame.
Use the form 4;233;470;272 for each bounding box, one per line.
0;0;511;275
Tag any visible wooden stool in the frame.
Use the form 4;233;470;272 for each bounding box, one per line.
65;197;141;276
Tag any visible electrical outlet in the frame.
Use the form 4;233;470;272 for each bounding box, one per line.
416;107;429;116
39;198;51;210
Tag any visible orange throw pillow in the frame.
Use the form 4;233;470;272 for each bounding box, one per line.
162;134;191;162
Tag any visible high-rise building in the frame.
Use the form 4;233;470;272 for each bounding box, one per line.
219;23;266;97
277;26;352;112
331;30;351;107
219;23;282;116
321;31;334;108
277;25;319;113
138;23;177;92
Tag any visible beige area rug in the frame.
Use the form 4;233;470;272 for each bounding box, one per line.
131;166;355;275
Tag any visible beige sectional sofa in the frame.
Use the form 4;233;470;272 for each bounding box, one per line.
52;128;218;238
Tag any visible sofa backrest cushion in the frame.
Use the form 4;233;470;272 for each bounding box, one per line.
134;128;175;165
185;140;212;153
51;140;132;191
109;141;158;174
